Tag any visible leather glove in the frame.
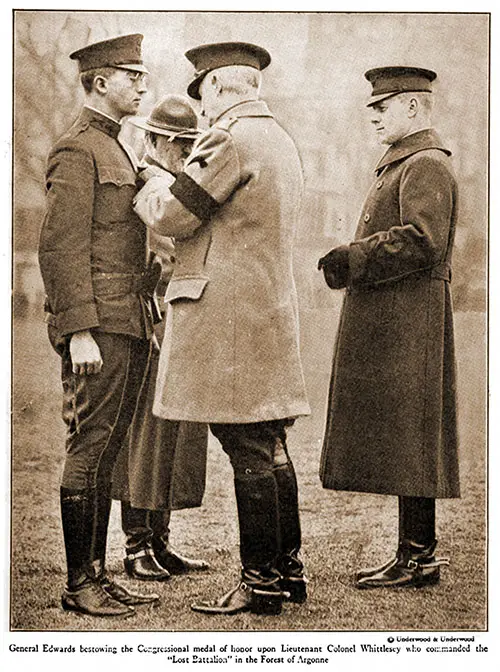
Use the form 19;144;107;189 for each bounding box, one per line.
317;245;350;289
142;252;162;296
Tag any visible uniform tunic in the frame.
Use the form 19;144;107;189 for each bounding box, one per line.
320;129;460;499
38;106;152;490
134;100;310;424
39;106;152;340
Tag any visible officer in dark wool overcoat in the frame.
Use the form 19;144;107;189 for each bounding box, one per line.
38;34;159;616
318;66;460;589
112;95;210;581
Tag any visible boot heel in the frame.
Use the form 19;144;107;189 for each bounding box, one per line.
250;588;282;615
281;577;307;603
414;567;440;588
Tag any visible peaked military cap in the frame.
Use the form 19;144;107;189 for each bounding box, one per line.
70;33;149;74
130;94;200;139
365;66;437;106
185;41;271;99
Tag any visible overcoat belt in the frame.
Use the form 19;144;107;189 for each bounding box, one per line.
320;129;460;498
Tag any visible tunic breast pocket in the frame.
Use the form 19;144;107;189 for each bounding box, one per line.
94;164;138;221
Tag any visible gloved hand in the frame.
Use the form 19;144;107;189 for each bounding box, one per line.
142;252;163;296
317;245;350;289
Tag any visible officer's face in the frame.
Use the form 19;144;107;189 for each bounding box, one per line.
103;69;148;120
369;94;412;145
154;136;194;175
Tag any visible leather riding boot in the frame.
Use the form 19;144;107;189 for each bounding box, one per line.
356;554;398;582
234;471;281;570
356;539;449;589
90;482;112;576
191;472;283;615
149;509;209;574
99;573;160;606
60;487;93;589
356;496;438;582
273;462;307;603
121;502;170;581
60;487;133;617
90;487;159;604
191;566;283;615
92;551;160;606
399;496;436;547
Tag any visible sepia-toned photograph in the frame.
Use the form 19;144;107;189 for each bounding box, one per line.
11;8;488;635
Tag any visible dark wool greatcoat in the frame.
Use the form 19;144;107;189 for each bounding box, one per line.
319;129;460;499
111;320;209;511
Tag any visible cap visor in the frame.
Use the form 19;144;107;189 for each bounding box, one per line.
187;71;207;100
366;91;403;107
113;63;149;74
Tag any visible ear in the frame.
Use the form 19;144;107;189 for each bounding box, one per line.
211;74;222;95
93;75;108;95
407;96;418;119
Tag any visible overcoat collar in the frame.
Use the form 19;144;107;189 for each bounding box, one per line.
375;128;451;174
213;99;273;125
80;106;121;139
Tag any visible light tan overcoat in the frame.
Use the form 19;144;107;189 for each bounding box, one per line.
134;100;310;423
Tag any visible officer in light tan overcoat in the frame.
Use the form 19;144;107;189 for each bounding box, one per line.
134;42;310;615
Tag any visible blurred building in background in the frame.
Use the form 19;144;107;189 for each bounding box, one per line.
13;11;488;321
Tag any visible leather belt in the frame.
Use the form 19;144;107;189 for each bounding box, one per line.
92;269;162;324
44;265;163;327
430;261;452;282
92;272;146;295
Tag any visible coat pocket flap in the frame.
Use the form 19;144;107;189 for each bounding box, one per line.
97;165;137;187
164;276;209;303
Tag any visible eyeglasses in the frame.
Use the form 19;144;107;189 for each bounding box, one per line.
126;71;149;87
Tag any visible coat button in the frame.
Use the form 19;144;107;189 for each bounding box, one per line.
376;180;384;189
364;213;370;222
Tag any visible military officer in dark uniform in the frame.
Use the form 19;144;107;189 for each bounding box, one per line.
39;34;159;617
112;95;210;580
318;67;460;588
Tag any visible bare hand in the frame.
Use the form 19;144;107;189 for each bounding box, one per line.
69;330;103;375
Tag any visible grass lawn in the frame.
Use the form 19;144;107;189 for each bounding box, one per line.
10;306;486;631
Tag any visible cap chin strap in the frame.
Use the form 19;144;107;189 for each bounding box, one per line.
167;130;197;143
144;119;197;142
